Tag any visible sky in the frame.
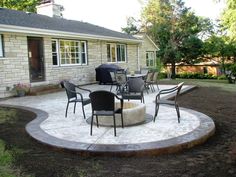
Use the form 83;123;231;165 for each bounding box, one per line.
54;0;226;32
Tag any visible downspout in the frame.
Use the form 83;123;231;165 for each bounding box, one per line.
100;40;102;64
137;44;140;71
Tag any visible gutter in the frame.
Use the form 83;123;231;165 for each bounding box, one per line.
0;24;142;43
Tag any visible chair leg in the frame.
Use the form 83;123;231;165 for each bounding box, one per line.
156;83;159;90
121;113;124;128
154;104;159;122
73;102;76;114
96;115;99;127
152;84;155;92
82;105;86;119
113;115;116;136
175;104;180;123
90;115;94;136
146;85;149;94
110;84;113;92
65;102;69;117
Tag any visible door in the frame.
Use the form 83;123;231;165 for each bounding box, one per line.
28;37;45;82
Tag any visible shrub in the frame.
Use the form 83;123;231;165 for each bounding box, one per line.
13;83;31;92
230;63;236;75
158;72;167;79
176;72;217;79
217;74;227;80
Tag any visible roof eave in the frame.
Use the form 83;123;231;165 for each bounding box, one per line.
0;24;142;43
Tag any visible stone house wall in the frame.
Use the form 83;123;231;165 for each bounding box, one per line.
138;35;158;69
0;33;139;98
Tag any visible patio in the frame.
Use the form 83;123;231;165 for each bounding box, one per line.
0;84;215;156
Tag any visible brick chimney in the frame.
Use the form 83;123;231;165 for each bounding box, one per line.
36;0;64;18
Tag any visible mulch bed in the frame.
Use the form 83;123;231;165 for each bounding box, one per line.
0;86;236;177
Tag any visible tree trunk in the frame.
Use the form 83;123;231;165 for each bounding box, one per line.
171;62;176;79
222;57;226;74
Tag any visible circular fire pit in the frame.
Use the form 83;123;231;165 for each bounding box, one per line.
92;102;146;127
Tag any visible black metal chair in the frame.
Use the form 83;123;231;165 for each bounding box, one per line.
121;77;145;103
115;71;127;94
89;90;124;136
62;81;91;119
109;71;118;92
154;82;184;123
150;71;160;91
144;71;155;93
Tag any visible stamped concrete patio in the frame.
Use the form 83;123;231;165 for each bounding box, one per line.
0;84;215;156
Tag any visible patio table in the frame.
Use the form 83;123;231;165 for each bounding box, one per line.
127;73;146;79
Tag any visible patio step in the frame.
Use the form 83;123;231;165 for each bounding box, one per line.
29;84;64;96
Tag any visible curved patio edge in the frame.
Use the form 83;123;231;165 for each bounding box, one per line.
0;104;215;157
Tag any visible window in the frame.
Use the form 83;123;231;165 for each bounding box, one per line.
51;39;87;66
146;51;155;67
203;67;208;74
52;40;58;65
0;35;4;57
107;43;126;63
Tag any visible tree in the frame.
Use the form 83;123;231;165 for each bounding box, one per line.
221;0;236;39
180;36;204;64
203;35;236;73
0;0;38;12
122;17;140;35
141;0;211;78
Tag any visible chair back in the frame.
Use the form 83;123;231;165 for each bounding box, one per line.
109;71;116;82
115;72;127;85
175;82;184;102
89;90;115;111
63;81;77;100
145;71;154;82
128;78;144;92
152;72;159;82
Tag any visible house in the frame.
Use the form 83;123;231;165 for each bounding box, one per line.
165;58;222;77
134;33;159;69
175;61;221;76
0;1;158;98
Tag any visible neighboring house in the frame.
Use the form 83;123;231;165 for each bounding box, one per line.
166;60;222;76
0;1;157;98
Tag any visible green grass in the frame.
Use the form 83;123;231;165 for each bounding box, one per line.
0;108;33;177
160;79;236;93
0;140;16;177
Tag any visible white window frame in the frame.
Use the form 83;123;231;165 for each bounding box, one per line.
107;43;126;63
52;39;59;66
0;35;4;58
146;51;155;67
51;39;88;66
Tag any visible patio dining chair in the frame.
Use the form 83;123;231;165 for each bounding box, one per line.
89;90;124;136
154;82;184;123
121;77;145;103
62;81;91;119
109;71;117;92
144;71;155;93
115;70;128;94
150;71;159;91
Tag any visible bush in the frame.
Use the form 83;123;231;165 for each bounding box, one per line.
217;74;227;80
230;63;236;75
176;72;217;79
158;72;167;79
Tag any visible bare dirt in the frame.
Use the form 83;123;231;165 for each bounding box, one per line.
0;86;236;177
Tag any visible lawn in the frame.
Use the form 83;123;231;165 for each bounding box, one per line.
160;78;236;93
0;79;235;177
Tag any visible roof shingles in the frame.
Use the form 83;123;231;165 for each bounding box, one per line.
0;8;136;40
